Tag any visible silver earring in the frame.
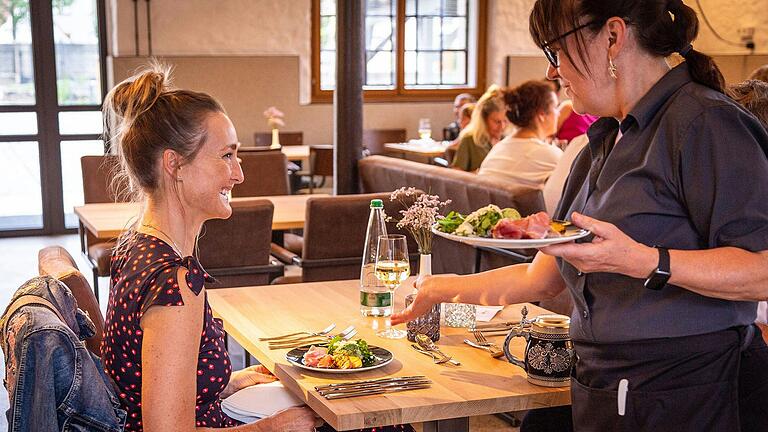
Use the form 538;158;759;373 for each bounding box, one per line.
608;57;618;79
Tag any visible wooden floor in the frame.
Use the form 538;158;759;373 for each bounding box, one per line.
0;234;520;431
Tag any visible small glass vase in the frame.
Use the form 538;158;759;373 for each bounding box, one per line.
406;254;440;342
269;128;281;149
444;303;476;328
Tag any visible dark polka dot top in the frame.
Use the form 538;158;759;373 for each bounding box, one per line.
101;232;238;430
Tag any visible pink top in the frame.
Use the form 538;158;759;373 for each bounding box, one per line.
557;111;599;142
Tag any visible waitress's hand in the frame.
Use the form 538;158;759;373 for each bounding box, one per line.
390;275;440;326
221;364;278;399
540;212;656;279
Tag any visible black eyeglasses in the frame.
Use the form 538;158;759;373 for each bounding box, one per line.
541;20;597;68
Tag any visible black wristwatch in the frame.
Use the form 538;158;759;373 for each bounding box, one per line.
644;246;670;290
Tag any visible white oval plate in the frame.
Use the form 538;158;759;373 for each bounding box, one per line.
286;345;394;374
431;224;591;249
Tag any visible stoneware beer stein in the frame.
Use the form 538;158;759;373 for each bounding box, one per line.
503;307;574;387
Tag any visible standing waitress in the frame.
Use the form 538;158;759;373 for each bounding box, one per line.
393;0;768;430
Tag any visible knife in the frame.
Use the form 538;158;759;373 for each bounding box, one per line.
471;321;519;330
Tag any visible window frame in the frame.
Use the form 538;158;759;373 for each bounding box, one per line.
310;0;487;103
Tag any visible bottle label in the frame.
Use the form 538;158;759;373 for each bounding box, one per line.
360;291;392;307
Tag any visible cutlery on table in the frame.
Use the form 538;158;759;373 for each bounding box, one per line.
315;376;432;399
463;339;505;358
315;375;428;391
268;326;357;349
320;382;432;399
259;323;336;341
410;344;461;366
315;376;430;395
471;321;519;331
415;334;461;366
471;329;505;358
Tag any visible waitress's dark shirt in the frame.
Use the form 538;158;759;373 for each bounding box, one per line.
556;64;768;343
102;233;237;430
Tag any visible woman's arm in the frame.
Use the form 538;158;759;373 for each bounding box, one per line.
391;252;566;325
141;268;316;432
541;212;768;301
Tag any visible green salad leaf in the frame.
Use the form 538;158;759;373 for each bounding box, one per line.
326;336;376;366
436;211;465;233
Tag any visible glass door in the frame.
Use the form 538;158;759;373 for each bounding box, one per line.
0;0;106;235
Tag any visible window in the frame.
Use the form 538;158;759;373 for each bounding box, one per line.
312;0;487;102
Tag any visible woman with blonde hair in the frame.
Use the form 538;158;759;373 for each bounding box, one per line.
450;85;508;172
101;64;317;431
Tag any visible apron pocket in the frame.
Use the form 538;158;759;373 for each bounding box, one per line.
572;375;738;432
629;380;738;431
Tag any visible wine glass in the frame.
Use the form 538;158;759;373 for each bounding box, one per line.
374;234;410;339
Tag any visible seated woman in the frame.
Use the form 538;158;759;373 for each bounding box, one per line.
477;80;563;190
450;86;508;172
100;65;317;431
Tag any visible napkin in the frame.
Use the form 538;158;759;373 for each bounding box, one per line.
475;306;504;322
221;381;304;422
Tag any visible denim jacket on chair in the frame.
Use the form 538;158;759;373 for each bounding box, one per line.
0;276;126;431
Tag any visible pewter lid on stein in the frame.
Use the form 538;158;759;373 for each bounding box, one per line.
532;314;570;329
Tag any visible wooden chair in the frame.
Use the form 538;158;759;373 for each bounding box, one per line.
363;129;407;156
308;145;334;193
271;192;419;284
197;199;284;288
232;151;291;197
80;155;128;301
253;131;304;147
37;246;104;355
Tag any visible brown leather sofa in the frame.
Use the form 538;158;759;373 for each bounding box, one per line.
358;155;547;275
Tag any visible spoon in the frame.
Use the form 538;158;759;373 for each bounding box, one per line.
415;334;461;366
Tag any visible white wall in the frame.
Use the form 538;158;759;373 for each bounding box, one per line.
106;0;768;145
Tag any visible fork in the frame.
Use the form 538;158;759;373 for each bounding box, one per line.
268;326;357;349
259;323;336;341
472;329;504;358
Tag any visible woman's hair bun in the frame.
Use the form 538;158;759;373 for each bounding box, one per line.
107;62;172;122
502;80;555;128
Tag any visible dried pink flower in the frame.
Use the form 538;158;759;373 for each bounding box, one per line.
388;187;451;254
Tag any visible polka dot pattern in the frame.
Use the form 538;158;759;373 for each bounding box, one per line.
101;233;238;430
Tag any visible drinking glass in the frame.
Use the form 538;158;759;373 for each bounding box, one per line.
374;234;410;339
418;118;432;140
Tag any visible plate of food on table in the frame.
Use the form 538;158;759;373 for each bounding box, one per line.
432;205;590;249
286;336;394;373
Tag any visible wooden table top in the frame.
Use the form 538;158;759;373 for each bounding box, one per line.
74;194;326;239
207;279;570;431
281;145;310;164
384;142;449;158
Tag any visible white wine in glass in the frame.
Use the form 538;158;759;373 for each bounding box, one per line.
374;234;410;339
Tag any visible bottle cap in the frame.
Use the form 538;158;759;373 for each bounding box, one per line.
370;199;384;208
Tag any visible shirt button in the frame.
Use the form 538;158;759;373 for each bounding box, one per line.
582;310;589;319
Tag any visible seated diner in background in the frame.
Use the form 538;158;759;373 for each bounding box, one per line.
549;79;599;144
443;92;477;141
450;85;508;172
477;80;563;190
100;64;317;431
395;0;768;430
749;64;768;82
443;102;475;165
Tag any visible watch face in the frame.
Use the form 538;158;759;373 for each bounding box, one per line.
645;270;670;290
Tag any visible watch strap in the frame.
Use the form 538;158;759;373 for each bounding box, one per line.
644;246;670;290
